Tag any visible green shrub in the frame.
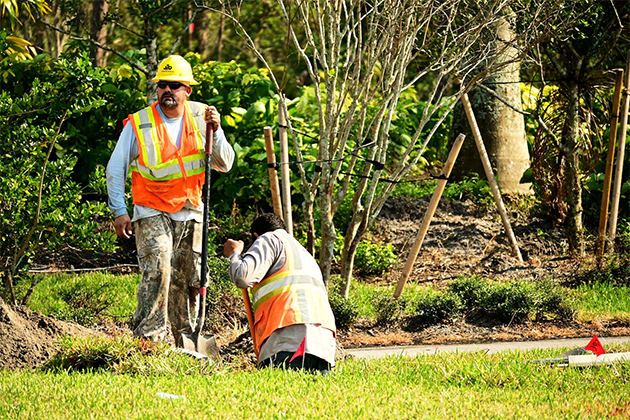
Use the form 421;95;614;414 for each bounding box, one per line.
0;48;116;300
479;279;573;323
448;275;489;308
414;290;463;325
328;291;359;329
482;281;534;322
444;175;493;206
531;278;575;319
372;292;407;326
354;241;398;276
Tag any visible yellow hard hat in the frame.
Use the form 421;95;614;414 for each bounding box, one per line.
151;55;198;85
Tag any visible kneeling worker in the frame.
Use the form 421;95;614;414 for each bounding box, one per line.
223;213;336;374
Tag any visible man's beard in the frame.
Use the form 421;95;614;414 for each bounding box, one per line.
160;94;177;109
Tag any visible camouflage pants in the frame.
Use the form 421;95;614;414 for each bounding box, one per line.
132;215;203;347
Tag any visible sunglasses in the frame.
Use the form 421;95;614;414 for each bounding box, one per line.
157;81;186;90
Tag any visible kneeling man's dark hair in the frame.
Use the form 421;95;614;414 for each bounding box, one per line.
251;213;285;236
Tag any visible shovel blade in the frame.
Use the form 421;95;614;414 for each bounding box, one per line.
181;332;221;360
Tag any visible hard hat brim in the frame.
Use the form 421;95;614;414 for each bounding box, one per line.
151;75;199;85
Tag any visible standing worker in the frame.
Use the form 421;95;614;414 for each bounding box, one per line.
106;55;235;347
223;213;336;374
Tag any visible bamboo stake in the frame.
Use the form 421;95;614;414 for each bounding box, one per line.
608;51;630;247
263;126;283;216
596;69;624;257
394;134;466;299
278;99;293;235
461;92;523;262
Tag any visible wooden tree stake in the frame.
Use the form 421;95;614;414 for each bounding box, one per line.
263;126;283;216
608;50;630;247
278;99;293;235
461;92;523;262
596;69;624;257
394;134;466;298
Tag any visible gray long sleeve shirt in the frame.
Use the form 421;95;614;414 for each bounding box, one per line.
228;230;336;366
106;102;235;222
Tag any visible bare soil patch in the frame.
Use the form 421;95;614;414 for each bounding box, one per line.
1;196;626;370
0;298;103;370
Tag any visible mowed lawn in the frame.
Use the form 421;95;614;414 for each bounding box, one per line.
2;345;630;420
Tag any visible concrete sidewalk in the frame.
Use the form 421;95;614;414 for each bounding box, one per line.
346;336;630;359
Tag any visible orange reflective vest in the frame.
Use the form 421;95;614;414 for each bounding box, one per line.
251;230;336;356
127;101;207;213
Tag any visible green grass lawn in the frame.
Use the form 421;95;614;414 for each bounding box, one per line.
5;271;630;419
572;281;630;323
2;347;630;419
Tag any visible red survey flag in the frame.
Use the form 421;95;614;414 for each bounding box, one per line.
289;337;306;362
585;335;605;356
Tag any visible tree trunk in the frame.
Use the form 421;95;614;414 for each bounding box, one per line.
563;78;584;255
450;16;530;194
196;9;211;60
318;171;336;284
216;5;225;62
340;211;369;299
90;0;109;67
144;22;159;104
302;199;316;256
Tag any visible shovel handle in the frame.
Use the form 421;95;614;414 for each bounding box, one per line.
196;122;214;334
242;289;258;358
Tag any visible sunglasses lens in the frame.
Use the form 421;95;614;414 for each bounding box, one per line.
158;81;184;90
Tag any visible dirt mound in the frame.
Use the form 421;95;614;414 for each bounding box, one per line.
0;298;102;370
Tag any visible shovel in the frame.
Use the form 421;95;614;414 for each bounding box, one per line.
181;119;221;360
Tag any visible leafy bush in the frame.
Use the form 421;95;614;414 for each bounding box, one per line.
414;290;463;325
189;56;280;213
0;47;117;301
444;175;493;206
480;281;534;322
354;241;398;276
392;179;438;199
447;275;489;308
479;279;573;322
449;275;574;323
372;292;407;326
328;291;359;329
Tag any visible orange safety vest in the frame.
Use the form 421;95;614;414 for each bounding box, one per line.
251;230;336;356
127;101;207;213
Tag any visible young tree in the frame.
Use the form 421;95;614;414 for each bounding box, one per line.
212;0;581;295
525;0;628;254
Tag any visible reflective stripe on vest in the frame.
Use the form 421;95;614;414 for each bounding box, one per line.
251;230;336;355
130;102;205;177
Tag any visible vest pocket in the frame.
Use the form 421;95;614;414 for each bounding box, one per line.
145;182;172;193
